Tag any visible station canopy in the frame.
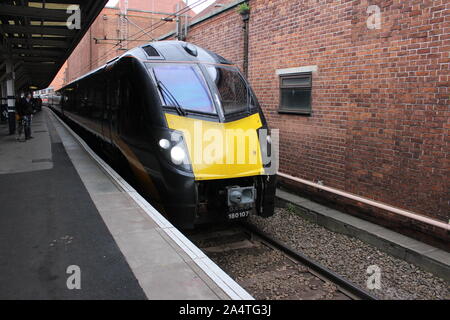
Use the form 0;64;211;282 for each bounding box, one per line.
0;0;108;90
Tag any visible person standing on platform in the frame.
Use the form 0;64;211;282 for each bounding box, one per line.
15;96;25;142
18;92;34;140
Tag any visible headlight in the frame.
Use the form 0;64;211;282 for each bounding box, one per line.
156;127;192;172
170;146;186;165
159;138;170;149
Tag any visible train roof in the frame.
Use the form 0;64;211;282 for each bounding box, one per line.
128;40;233;65
60;41;233;91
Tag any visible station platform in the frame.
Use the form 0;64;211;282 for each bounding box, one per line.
0;108;252;300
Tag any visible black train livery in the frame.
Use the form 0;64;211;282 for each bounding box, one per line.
50;41;276;228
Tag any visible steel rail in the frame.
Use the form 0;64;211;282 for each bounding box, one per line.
241;222;378;300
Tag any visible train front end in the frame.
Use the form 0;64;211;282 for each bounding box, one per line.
145;41;277;228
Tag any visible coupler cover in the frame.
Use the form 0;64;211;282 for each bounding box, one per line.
227;186;256;207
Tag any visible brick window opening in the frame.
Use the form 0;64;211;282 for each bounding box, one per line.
279;72;312;115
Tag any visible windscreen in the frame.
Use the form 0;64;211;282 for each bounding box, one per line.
205;65;250;115
151;64;215;114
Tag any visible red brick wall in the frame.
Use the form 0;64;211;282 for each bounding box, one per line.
178;1;449;230
186;8;245;71
49;62;67;91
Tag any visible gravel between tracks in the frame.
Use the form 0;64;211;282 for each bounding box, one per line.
194;232;349;300
249;208;449;300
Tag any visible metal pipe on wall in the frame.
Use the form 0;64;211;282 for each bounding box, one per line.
242;12;249;77
277;172;450;231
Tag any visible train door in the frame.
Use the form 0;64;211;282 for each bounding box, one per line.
118;76;136;144
118;76;150;149
109;77;121;145
103;79;112;144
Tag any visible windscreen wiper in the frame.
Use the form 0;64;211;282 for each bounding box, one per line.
153;73;187;116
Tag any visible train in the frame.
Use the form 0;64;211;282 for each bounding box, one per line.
49;40;276;228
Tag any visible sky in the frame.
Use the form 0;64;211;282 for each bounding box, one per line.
105;0;216;14
185;0;216;13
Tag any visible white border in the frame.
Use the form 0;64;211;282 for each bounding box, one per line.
48;108;254;300
276;65;318;75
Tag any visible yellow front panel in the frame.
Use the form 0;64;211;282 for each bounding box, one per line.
165;113;265;180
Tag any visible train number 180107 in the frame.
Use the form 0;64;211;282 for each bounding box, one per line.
227;210;250;220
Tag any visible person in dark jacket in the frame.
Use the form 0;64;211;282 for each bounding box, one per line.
34;97;42;112
15;97;25;141
17;93;34;140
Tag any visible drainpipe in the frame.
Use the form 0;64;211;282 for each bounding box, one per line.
240;9;250;77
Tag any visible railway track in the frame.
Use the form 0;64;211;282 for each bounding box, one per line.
186;221;378;300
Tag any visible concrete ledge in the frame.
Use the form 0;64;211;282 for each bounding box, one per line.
276;189;450;281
